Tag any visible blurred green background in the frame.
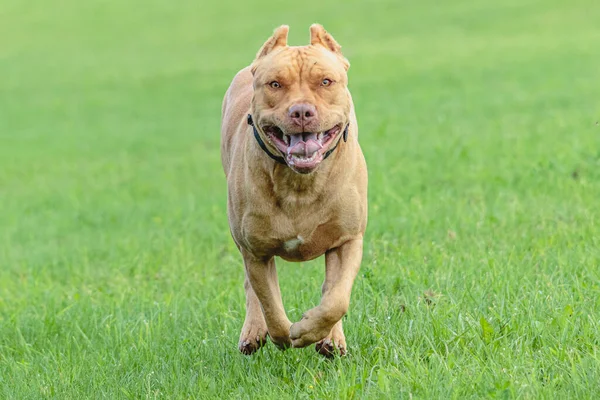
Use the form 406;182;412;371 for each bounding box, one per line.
1;0;599;398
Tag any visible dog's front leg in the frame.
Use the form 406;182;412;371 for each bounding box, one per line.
290;238;363;349
242;250;292;350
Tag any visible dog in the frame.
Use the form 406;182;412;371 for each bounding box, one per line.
220;24;367;357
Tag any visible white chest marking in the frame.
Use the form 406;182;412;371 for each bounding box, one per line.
283;235;304;252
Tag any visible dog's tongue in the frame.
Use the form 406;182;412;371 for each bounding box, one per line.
288;133;322;157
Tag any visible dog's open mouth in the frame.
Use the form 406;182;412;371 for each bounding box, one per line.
262;124;343;172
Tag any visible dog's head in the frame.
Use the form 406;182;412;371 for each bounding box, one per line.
250;24;351;174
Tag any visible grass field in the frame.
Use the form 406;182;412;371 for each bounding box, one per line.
1;0;600;398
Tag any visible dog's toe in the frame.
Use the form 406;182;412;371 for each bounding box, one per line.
315;338;346;358
238;336;266;355
238;331;267;355
239;340;255;355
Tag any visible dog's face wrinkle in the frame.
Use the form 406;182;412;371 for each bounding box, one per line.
252;46;351;173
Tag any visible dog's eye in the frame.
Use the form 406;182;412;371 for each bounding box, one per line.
321;78;332;87
270;81;281;89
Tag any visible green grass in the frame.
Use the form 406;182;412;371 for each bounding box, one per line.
1;0;600;398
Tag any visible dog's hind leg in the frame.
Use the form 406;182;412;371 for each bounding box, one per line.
238;270;268;355
290;238;363;348
243;250;292;350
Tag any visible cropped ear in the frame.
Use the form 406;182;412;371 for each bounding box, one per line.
309;24;349;70
254;25;289;61
310;24;342;54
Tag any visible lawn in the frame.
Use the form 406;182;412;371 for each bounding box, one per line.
1;0;599;398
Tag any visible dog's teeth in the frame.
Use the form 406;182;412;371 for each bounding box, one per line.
317;133;323;141
284;135;290;145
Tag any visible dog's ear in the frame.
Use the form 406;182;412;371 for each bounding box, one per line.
310;24;342;54
309;24;349;70
252;25;289;65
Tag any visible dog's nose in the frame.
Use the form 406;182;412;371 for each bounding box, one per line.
288;103;317;126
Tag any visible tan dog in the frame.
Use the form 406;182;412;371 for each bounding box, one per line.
221;24;367;357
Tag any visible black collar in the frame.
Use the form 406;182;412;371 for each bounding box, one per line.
247;114;348;166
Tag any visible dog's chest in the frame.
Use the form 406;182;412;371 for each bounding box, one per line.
240;210;354;262
275;225;336;261
235;185;364;261
283;235;305;252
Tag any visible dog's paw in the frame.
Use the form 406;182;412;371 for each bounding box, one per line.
315;322;346;358
269;334;292;351
238;336;267;355
238;324;268;355
315;338;346;358
290;314;331;348
267;321;292;350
